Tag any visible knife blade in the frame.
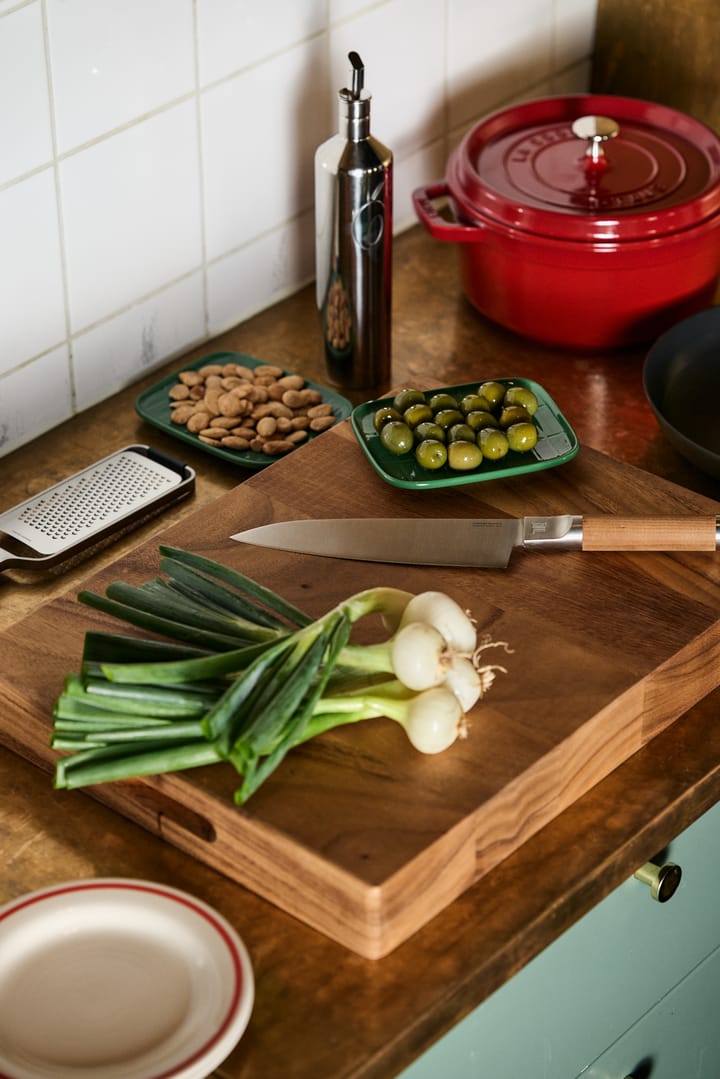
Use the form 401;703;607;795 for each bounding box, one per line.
231;515;720;568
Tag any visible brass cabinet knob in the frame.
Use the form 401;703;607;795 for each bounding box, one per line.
633;860;682;902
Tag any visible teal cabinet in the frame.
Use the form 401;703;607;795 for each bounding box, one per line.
585;943;720;1078
399;799;720;1078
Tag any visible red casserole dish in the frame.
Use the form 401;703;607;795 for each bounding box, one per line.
413;94;720;350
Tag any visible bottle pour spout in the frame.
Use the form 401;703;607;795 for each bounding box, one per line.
339;51;370;140
348;51;364;98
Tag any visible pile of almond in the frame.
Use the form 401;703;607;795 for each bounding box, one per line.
168;361;338;457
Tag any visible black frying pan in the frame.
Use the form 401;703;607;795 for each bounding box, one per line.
643;306;720;480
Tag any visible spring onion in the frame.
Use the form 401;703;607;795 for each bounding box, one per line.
51;545;511;804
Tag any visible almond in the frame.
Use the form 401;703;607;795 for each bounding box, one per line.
200;426;231;440
307;402;333;418
186;411;212;433
256;416;278;438
254;364;285;379
299;388;322;406
276;374;305;391
210;414;245;429
309;415;336;432
221;435;251;450
218;392;246;417
178;370;203;386
262;439;295;455
281;389;305;409
203;388;222;415
170;404;196;424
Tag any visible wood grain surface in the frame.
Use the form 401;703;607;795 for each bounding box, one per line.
2;220;720;1076
592;0;720;136
582;514;719;550
2;417;719;958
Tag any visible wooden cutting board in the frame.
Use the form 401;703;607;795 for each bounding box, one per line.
2;422;719;958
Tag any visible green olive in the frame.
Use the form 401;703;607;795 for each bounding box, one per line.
478;427;510;460
414;421;445;444
503;386;539;416
478;381;506;409
428;392;459;413
506;421;539;452
402;402;434;429
380;420;414;456
433;408;465;429
415;439;448;470
459;393;492;415
373;405;402;432
499;404;532;428
465;409;500;430
447;440;483;470
392;388;425;413
448;422;476;443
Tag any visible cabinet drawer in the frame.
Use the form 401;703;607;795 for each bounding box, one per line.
399;798;720;1079
582;941;720;1078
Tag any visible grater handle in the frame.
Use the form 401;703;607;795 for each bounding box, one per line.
0;546;24;571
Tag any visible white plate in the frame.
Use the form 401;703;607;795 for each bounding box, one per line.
0;879;254;1079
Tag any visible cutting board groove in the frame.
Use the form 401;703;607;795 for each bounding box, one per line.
1;431;719;958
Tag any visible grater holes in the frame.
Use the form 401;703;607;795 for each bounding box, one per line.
13;454;179;542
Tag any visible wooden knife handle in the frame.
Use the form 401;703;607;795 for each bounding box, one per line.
582;516;719;551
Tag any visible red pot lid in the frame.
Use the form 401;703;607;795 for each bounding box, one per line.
448;94;720;242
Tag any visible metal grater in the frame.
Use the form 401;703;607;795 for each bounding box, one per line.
0;445;195;572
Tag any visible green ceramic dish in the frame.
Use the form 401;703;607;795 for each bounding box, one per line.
351;377;579;490
135;351;352;470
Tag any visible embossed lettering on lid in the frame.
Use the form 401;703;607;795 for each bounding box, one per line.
448;94;720;243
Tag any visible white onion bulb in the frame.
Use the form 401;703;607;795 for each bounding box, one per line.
443;654;482;711
390;621;448;690
402;687;464;754
399;591;477;654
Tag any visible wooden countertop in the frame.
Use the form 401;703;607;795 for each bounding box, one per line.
2;226;720;1077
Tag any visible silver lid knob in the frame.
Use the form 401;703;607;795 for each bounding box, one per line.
571;115;620;163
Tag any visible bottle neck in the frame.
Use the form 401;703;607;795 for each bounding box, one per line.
338;89;371;141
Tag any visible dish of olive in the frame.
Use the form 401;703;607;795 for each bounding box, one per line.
350;377;578;490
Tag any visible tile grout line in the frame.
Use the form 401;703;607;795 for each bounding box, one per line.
39;0;76;414
191;0;209;341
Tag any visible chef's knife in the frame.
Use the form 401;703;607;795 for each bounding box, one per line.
231;515;720;568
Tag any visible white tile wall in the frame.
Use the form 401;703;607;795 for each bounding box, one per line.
0;345;73;454
201;38;327;259
0;2;52;184
59;100;202;331
72;273;206;411
1;170;66;363
46;0;196;154
196;0;327;84
0;0;597;458
448;0;555;131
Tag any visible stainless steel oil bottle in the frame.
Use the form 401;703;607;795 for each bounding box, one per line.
315;52;393;392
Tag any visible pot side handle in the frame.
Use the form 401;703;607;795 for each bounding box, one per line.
412;181;486;244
